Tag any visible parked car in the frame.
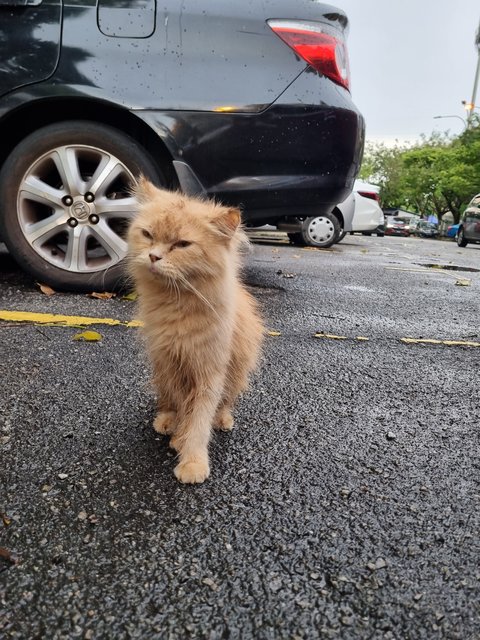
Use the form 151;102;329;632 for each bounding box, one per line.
411;220;439;238
348;180;384;237
446;223;460;238
384;217;410;237
0;1;364;291
457;194;480;247
280;190;355;248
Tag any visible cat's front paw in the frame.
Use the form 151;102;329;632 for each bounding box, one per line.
153;411;176;435
174;459;210;484
214;408;234;431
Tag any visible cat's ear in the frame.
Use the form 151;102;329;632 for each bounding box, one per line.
133;176;159;203
211;207;241;238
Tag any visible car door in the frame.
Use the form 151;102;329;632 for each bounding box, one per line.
462;195;480;241
0;0;61;96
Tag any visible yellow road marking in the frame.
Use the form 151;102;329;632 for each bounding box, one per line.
0;310;142;328
401;337;480;348
1;310;478;348
385;266;473;285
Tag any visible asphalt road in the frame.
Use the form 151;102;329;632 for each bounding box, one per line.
1;234;479;639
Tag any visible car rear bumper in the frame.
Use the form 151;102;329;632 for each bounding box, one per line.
136;72;364;223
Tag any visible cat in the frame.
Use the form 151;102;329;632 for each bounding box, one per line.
127;179;264;484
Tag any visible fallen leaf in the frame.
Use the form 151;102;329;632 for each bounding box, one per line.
122;291;138;301
88;292;116;300
72;330;103;342
38;283;56;296
1;512;12;527
267;330;281;337
0;547;19;565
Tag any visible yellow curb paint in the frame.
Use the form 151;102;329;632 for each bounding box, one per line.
401;337;480;348
0;310;143;328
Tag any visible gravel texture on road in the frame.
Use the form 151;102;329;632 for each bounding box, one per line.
1;236;479;639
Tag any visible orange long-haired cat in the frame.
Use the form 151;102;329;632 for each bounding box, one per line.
127;179;263;484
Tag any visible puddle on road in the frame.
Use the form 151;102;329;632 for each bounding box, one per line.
419;264;480;273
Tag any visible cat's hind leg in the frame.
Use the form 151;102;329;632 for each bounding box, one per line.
213;405;234;431
153;410;177;435
213;357;250;432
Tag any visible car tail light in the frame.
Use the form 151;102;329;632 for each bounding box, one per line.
268;19;350;90
357;191;380;202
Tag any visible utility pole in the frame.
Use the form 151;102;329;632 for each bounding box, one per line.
466;19;480;127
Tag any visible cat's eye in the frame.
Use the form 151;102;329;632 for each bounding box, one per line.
173;240;192;249
141;229;153;240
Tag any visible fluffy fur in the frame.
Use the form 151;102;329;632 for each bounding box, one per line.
127;179;263;483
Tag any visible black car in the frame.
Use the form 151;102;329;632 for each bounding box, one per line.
457;193;480;247
0;0;364;291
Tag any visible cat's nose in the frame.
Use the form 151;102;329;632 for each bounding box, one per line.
149;252;162;263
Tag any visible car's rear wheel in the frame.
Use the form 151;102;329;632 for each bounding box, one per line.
456;227;468;247
0;121;165;292
300;213;340;248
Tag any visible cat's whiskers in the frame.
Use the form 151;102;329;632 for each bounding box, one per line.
175;272;221;320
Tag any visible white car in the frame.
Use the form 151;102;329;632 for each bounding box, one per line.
277;189;355;248
349;180;384;236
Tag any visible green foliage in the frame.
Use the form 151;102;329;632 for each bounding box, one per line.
360;115;480;223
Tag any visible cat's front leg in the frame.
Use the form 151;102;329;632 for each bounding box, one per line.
171;385;222;484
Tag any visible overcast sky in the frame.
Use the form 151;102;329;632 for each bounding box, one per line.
339;0;480;145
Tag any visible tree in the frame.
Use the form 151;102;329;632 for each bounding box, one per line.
359;116;480;223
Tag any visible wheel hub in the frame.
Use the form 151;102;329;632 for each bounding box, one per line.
70;198;93;222
307;216;335;243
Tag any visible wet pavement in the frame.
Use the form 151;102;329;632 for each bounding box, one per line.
1;235;479;639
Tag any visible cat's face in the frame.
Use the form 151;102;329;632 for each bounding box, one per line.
127;180;241;284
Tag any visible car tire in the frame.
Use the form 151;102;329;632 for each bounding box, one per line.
336;230;347;243
0;120;166;292
456;227;468;247
300;212;340;248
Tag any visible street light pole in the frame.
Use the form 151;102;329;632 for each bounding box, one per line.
466;19;480;127
433;115;467;130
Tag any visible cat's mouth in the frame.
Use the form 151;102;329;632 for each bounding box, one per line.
148;261;175;280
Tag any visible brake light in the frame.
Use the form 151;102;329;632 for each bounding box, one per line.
358;191;380;203
268;19;350;90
